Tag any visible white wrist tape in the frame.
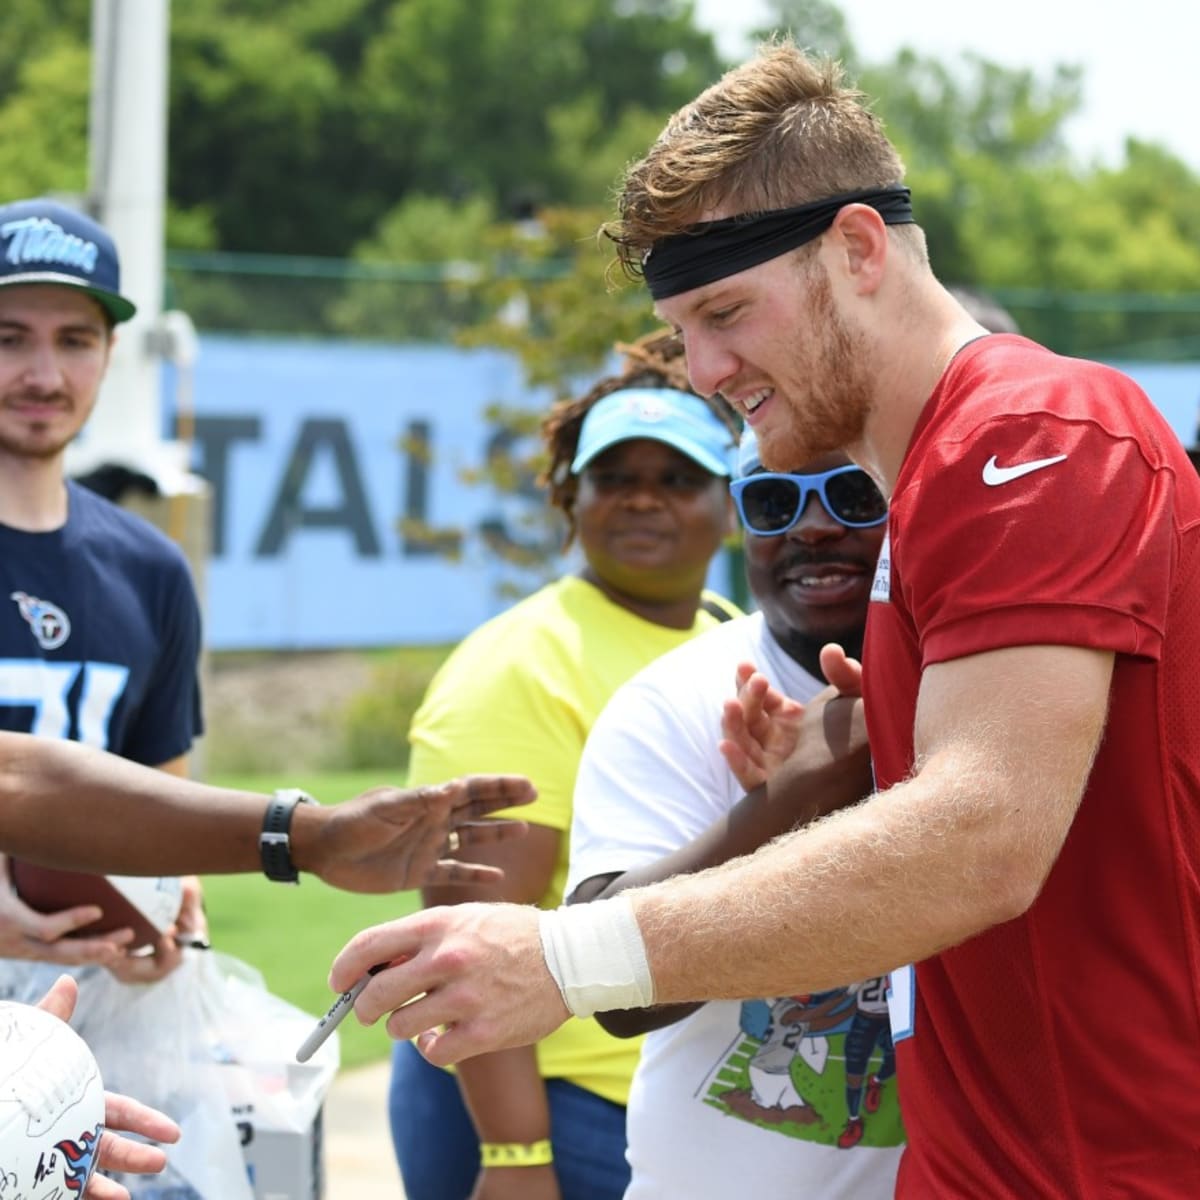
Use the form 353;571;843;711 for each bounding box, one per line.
538;895;655;1018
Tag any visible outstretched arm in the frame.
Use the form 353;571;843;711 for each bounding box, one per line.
0;732;533;890
632;644;1109;1002
573;682;871;1037
330;643;1111;1064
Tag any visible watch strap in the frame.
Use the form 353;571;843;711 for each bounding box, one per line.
260;788;317;884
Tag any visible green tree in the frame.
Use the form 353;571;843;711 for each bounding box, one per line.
458;205;656;389
0;40;91;202
4;0;1195;362
0;1;215;247
165;0;721;255
354;0;720;209
329;193;500;341
0;0;90;99
169;5;353;254
859;50;1082;285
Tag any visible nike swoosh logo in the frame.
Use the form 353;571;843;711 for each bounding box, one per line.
982;453;1067;486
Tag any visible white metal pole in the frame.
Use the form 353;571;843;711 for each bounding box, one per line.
74;0;182;482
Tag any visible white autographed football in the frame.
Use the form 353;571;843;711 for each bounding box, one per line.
0;1001;106;1194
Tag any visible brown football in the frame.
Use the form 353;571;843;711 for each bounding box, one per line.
8;862;183;949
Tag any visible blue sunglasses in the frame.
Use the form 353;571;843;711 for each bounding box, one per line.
730;466;887;535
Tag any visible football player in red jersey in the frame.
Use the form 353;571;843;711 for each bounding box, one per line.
330;41;1200;1200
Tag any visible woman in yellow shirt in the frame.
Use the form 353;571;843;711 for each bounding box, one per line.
388;331;740;1200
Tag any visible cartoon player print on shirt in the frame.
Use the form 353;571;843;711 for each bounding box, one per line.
837;977;898;1149
697;978;905;1150
721;992;853;1127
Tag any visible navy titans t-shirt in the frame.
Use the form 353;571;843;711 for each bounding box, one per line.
0;481;202;765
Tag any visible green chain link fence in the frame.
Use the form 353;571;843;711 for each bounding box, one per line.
166;250;1200;362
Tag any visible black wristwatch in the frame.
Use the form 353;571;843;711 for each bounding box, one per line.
259;788;318;884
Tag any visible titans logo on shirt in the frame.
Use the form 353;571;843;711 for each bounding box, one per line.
0;482;203;763
10;590;71;650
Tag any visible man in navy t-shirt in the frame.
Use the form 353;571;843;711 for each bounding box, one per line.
0;197;204;983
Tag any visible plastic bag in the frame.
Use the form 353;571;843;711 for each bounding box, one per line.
201;952;340;1200
0;950;339;1199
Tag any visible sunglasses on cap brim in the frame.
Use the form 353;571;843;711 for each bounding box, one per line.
730;465;888;535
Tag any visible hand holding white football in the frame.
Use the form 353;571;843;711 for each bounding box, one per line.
0;1000;106;1193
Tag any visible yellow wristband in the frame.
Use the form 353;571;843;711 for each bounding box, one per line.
479;1140;554;1168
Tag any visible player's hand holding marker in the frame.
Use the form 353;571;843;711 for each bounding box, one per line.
327;901;567;1066
297;776;538;1062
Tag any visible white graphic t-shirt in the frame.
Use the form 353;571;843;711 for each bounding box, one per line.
568;613;905;1199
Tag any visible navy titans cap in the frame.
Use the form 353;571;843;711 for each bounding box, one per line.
0;198;136;323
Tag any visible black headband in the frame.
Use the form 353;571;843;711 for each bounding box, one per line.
641;185;914;300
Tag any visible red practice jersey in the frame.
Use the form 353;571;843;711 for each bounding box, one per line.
864;335;1200;1197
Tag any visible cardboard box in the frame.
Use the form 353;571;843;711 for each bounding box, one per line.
226;1059;330;1200
233;1097;325;1200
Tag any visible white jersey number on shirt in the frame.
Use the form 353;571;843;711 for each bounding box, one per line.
0;659;130;748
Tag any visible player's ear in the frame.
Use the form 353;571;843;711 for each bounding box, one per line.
829;205;888;297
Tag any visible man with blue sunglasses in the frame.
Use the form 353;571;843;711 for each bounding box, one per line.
564;428;900;1198
731;461;888;535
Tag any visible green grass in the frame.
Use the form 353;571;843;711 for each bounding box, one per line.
202;769;421;1070
339;644;454;771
